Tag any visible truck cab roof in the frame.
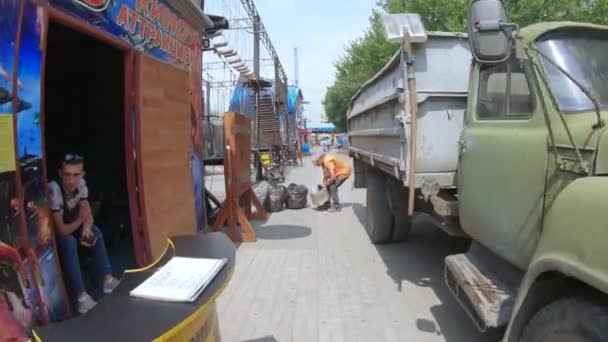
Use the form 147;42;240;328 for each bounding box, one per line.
518;21;608;44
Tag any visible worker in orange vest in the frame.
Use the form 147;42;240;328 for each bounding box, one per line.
314;154;352;212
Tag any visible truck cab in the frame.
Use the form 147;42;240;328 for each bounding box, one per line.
446;1;608;340
348;1;608;340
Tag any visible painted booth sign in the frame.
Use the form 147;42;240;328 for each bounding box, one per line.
51;0;199;67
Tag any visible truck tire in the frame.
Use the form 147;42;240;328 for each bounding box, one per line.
386;181;413;242
519;297;608;342
365;169;392;244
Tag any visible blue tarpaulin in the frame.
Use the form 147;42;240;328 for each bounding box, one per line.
228;81;304;119
228;83;271;120
287;86;302;114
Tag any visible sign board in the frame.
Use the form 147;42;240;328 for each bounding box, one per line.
50;0;199;67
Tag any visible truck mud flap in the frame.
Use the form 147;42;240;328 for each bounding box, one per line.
353;158;367;189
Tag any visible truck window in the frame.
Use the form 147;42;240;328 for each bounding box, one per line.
477;59;534;119
537;28;608;113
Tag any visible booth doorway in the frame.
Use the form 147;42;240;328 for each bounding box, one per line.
43;20;136;290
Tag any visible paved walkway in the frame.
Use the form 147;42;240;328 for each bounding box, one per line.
213;153;501;342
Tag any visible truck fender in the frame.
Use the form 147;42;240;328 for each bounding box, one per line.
505;177;608;341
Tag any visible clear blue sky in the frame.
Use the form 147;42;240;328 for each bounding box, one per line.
255;0;378;123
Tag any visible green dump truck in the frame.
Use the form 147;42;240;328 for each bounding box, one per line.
348;1;608;340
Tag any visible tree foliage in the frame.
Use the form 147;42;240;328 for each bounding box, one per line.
322;11;398;132
323;0;608;132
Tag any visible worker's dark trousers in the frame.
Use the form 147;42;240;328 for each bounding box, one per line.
327;177;347;207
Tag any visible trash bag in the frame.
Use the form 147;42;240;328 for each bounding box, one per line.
263;185;288;212
286;184;308;209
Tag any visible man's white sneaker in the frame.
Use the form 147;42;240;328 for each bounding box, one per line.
103;277;119;294
77;293;96;314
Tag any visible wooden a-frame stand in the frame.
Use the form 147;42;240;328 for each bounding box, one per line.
212;113;266;243
212;146;266;242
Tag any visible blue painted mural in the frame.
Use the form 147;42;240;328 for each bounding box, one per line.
0;0;19;112
50;0;199;67
0;0;20;250
17;2;45;247
2;0;209;333
0;0;38;334
16;2;70;323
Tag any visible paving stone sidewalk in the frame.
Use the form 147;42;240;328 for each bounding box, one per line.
212;153;501;342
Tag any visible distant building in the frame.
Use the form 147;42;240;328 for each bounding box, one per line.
308;122;335;133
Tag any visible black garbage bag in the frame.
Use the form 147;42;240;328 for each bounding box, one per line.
263;185;288;212
286;183;308;209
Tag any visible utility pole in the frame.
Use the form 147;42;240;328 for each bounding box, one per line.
274;55;287;145
205;81;211;118
294;47;299;87
253;15;260;81
204;82;213;155
253;14;261;148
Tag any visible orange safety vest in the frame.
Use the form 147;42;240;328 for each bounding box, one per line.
322;155;352;179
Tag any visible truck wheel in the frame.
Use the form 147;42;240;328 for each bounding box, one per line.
520;297;608;342
365;169;392;244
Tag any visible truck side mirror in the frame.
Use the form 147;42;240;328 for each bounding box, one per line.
468;0;514;64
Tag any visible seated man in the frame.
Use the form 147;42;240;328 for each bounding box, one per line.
314;153;352;212
48;154;118;314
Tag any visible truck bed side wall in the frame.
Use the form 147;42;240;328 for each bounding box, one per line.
347;34;471;187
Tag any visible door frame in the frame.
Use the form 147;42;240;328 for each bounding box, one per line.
42;7;150;268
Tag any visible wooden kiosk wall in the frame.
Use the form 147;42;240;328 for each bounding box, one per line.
138;54;197;259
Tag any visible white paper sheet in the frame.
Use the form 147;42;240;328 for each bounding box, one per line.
130;256;227;302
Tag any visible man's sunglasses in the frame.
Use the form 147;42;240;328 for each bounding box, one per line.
63;154;83;162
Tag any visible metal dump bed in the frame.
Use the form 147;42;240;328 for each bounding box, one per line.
347;32;471;189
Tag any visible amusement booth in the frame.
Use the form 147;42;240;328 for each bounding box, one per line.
0;0;235;340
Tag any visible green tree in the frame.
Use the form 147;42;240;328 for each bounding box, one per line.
384;0;608;28
383;0;468;31
324;0;608;131
323;11;398;132
508;0;608;26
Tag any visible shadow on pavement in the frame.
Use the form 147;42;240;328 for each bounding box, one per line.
254;224;312;240
352;203;503;342
353;203;367;227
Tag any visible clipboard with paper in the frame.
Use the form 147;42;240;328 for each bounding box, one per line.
129;256;227;302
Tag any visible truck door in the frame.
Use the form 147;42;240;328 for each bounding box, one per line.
458;58;548;270
138;54;197;260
